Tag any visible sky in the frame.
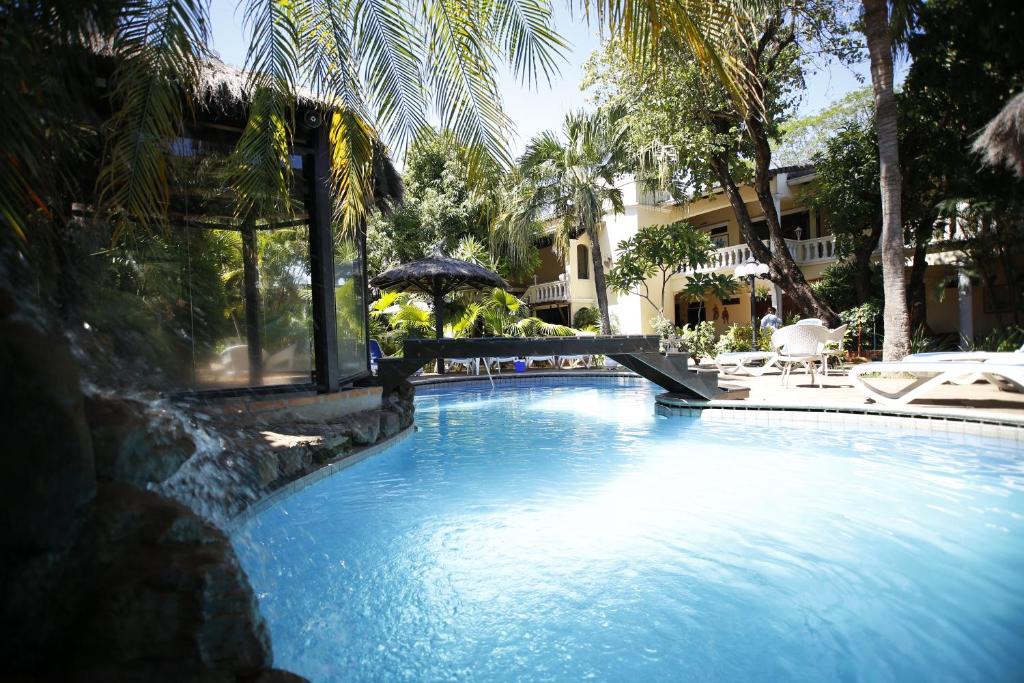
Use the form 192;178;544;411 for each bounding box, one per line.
209;1;896;157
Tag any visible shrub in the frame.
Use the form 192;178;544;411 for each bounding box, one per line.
714;323;773;355
651;315;676;338
677;321;718;360
572;305;600;331
973;325;1024;352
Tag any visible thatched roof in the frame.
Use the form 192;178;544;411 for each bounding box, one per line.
195;58;403;207
972;92;1024;177
370;249;508;296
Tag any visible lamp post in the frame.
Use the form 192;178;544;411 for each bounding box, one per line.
736;258;770;348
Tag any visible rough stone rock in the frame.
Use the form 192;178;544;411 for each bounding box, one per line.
252;449;280;487
343;410;381;446
379;407;403;438
85;393;196;487
276;446;313;478
56;483;274;681
310;431;352;465
0;288;96;669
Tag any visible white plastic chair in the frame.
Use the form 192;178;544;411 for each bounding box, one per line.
771;324;830;387
820;324;848;376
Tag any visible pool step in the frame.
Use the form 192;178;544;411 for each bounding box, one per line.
608;352;719;401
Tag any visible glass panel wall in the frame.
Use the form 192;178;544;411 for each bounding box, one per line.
334;231;368;379
76;136;363;394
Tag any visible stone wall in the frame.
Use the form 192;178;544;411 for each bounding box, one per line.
0;277;414;680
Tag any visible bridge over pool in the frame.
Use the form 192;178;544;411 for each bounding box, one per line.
375;335;728;402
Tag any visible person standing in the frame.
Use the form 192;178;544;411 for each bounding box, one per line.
760;306;783;331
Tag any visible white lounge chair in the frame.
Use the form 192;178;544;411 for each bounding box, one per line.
714;351;778;376
849;357;1024;406
558;354;592;369
485;356;518;373
772;324;831;387
446;357;480;375
527;355;557;369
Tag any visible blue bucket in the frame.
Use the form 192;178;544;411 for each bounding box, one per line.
513;359;527;373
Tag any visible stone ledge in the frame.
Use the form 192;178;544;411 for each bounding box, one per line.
655;393;1024;441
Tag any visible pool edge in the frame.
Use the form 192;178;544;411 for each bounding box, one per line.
226;425;415;530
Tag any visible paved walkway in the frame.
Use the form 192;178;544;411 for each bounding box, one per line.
716;367;1024;422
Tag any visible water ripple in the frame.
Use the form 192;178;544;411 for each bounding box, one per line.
234;380;1024;682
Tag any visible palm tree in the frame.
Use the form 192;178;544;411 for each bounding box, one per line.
506;106;631;334
861;0;918;360
2;0;567;241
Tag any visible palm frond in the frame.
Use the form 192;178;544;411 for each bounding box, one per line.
351;0;428;150
585;0;752;113
234;0;301;217
299;0;368;115
511;316;575;336
486;0;568;86
329;108;381;236
97;0;210;235
422;0;513;166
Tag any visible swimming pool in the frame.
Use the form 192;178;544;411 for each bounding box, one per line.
233;380;1024;682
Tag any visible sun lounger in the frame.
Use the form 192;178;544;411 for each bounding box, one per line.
714;351;778;376
446;357;480;375
485;356;518;373
558;354;592;369
849;358;1024;406
527;355;557;369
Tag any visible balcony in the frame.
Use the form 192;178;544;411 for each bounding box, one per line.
684;235;837;274
523;279;567;305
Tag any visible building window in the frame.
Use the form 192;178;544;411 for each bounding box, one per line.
750;211;810;241
705;224;729;249
577;244;590;279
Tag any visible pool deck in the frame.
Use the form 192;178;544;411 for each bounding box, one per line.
412;365;1024;429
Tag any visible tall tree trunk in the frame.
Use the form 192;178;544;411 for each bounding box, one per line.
863;0;910;360
709;154;839;326
587;221;612;334
854;222;883;305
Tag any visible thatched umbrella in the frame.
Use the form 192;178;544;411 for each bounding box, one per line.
972;92;1024;178
370;247;508;373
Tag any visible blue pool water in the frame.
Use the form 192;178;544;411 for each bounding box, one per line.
233;380;1024;682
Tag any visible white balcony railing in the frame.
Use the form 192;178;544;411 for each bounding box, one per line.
523;279;567;304
684;235;836;274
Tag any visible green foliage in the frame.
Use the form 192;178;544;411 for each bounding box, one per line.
773;88;873;166
504;105;633;333
572;306;601;331
679;272;740;320
714;323;773;355
899;0;1024;322
838;302;883;352
367;132;501;275
812;260;883;313
677;321;718;361
972;326;1024;352
651;315;676;339
801;120;882;293
583;14;807;197
909;326;956;355
606;220;715;314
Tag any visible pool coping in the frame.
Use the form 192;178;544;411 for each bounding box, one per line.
415;371;1024;441
226;425;416;531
